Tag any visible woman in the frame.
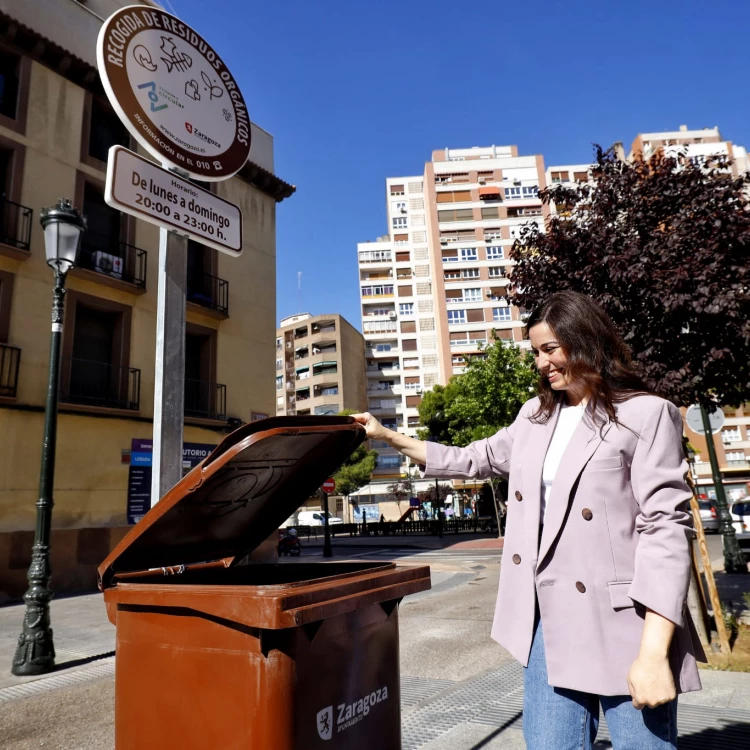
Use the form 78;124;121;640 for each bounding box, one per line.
352;291;704;749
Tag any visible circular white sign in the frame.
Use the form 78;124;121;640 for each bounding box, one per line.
96;6;251;180
685;404;725;435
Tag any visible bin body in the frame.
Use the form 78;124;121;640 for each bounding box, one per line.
98;418;431;750
109;579;403;749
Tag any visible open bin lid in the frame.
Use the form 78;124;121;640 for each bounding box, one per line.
99;416;366;589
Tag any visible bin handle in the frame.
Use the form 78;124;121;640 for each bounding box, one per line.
110;557;233;582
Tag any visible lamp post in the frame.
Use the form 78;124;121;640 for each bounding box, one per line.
12;199;86;676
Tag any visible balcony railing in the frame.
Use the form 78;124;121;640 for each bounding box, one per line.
185;379;226;420
79;231;147;288
0;197;33;252
187;272;229;315
0;344;21;398
60;358;140;410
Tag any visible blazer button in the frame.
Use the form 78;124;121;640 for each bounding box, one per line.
575;581;586;593
512;554;521;565
581;508;593;521
515;491;523;501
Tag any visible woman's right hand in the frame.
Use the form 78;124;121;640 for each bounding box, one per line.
349;412;389;442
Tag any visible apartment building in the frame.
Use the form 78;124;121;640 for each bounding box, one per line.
630;125;750;175
275;313;366;417
687;407;750;504
357;145;547;478
545;163;594;188
0;0;293;598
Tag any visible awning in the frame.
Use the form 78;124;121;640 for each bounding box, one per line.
479;186;501;196
295;365;310;372
314;361;338;368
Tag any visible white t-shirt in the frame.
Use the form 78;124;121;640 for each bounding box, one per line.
540;401;586;523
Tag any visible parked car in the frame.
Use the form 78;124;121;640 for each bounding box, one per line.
729;501;750;558
296;510;343;526
696;499;719;533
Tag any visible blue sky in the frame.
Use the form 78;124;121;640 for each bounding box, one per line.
168;0;750;330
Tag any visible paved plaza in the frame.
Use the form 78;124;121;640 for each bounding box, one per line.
1;539;749;749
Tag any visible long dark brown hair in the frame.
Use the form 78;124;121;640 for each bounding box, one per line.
526;291;649;427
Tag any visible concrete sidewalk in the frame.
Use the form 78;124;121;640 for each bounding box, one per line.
1;539;750;749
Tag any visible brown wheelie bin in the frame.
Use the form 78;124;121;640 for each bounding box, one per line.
98;416;430;749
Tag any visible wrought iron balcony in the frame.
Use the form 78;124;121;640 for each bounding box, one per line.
60;357;141;411
0;197;33;252
187;272;229;315
185;379;226;421
78;231;147;288
0;343;21;398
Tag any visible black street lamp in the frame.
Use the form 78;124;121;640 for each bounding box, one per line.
11;199;86;676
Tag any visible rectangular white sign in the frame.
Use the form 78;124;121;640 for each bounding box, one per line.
105;146;242;256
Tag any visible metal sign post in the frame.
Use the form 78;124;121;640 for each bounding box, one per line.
97;6;251;507
152;220;187;505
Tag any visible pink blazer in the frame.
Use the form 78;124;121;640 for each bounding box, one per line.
424;394;705;696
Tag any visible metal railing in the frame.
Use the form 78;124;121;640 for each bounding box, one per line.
185;379;226;420
0;196;33;251
60;357;140;410
79;231;147;288
0;343;21;397
292;518;485;540
187;272;229;315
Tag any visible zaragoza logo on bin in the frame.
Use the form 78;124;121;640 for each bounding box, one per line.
316;685;390;740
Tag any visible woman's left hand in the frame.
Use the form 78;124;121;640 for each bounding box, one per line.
626;653;676;710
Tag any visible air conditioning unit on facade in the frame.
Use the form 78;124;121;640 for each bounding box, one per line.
92;251;123;279
388;312;397;319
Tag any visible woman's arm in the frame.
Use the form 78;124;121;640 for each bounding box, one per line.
627;399;694;626
626;399;694;708
627;609;677;709
350;412;427;465
350;399;535;480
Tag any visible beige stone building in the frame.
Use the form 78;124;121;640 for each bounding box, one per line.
0;0;293;598
275;313;366;417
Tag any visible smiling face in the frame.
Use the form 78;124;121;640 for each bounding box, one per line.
529;322;581;401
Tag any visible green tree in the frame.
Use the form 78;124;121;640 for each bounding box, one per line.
448;332;538;447
416;383;458;443
418;332;537;447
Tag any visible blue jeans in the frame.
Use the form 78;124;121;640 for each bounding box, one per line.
523;618;677;749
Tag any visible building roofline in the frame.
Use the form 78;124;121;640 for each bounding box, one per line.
0;10;295;203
